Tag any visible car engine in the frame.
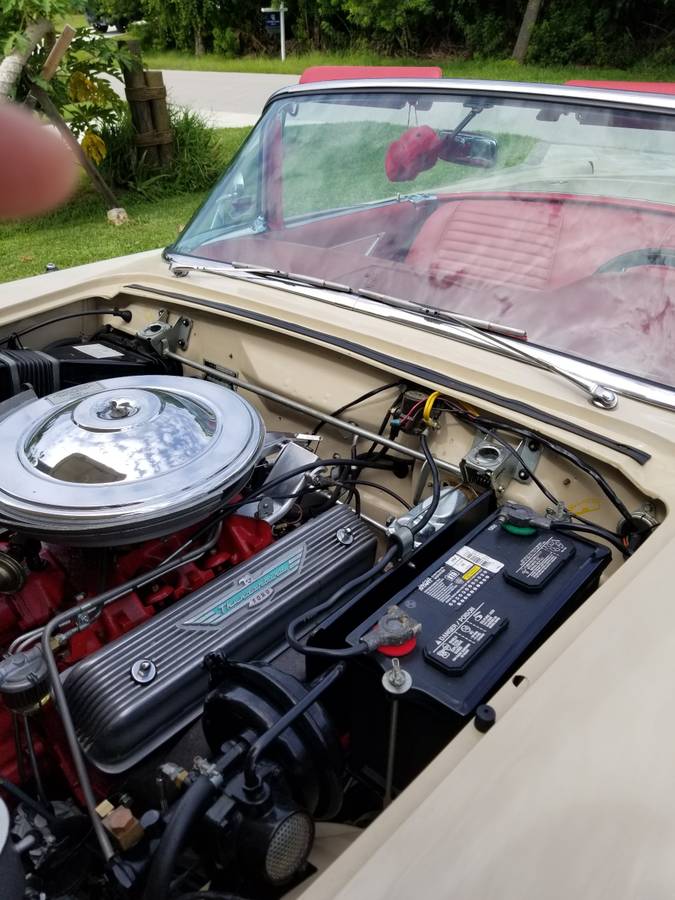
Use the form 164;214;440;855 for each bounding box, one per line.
0;312;646;899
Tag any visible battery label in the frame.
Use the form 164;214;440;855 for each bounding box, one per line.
452;545;504;574
425;601;508;674
504;535;575;592
418;543;504;608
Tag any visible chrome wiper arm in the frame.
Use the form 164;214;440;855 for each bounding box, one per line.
355;287;527;340
166;260;617;409
169;261;524;338
353;288;618;410
168;260;353;295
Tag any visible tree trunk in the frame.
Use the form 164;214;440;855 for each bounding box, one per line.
0;18;54;100
195;29;205;56
512;0;543;63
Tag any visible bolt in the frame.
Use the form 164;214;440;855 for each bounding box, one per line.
388;658;404;688
517;469;528;481
528;440;539;452
336;526;354;546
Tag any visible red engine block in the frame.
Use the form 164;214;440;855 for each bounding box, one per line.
0;515;273;788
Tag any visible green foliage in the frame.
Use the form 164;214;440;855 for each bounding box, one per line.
527;2;637;67
1;0;76;52
132;0;675;67
1;1;131;158
98;106;247;197
15;26;131;137
212;25;238;57
99;0;142;27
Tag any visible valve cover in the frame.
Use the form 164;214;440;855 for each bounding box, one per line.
0;375;265;545
63;505;377;773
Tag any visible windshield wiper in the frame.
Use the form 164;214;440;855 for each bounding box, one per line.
168;260;525;339
167;260;618;410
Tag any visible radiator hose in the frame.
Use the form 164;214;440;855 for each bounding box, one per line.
143;775;218;900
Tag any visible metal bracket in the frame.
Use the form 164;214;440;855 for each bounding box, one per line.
462;435;542;495
137;309;193;355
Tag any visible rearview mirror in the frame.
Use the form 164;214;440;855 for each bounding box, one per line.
438;130;498;168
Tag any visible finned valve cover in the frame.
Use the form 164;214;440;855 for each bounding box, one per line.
0;375;265;545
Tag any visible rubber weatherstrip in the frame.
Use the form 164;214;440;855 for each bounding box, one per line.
124;283;650;465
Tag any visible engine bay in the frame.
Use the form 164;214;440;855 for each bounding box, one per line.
0;301;659;899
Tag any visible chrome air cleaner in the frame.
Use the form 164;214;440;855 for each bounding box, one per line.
0;375;265;545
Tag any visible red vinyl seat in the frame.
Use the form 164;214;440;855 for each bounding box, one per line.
406;195;675;290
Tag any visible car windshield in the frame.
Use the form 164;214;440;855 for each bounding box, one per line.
172;88;675;389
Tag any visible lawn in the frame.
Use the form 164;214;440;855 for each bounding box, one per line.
141;48;675;85
0;127;250;283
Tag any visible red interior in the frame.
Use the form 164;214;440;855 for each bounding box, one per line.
203;192;675;384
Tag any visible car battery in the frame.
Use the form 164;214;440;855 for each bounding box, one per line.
347;510;611;717
333;508;611;790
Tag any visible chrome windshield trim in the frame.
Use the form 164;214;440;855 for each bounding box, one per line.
164;253;675;412
265;78;675;114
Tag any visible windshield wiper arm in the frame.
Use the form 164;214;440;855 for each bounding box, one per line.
168;260;524;338
355;287;617;410
167;260;617;410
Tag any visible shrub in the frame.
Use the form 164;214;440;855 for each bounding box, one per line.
98;105;229;197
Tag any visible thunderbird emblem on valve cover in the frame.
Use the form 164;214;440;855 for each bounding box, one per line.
181;544;306;627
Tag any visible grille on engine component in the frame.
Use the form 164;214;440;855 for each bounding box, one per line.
265;812;314;885
0;375;265;546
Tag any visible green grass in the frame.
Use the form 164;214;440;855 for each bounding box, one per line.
282;122;534;217
140;48;675;84
0;127;250;283
53;12;88;30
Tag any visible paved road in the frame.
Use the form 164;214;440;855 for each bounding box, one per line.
110;70;299;126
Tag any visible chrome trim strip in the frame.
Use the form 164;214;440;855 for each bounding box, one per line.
265;78;675;114
163;254;675;412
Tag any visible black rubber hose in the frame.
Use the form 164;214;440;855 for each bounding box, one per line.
286;544;399;659
0;308;132;346
144;775;219;900
0;776;58;825
410;433;441;535
243;663;345;789
312;381;404;434
551;521;629;557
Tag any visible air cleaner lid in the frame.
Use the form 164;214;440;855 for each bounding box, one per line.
0;376;265;544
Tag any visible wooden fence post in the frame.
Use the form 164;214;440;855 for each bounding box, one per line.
122;41;174;169
145;70;173;167
123;40;158;167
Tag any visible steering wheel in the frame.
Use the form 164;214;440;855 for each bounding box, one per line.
595;247;675;274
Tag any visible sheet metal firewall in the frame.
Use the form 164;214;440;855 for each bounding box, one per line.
0;375;265;545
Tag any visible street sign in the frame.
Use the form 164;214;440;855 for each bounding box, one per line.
264;10;280;32
261;4;286;60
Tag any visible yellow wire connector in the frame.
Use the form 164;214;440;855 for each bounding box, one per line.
422;391;441;428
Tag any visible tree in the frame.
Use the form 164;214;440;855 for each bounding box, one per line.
0;0;68;98
512;0;544;62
